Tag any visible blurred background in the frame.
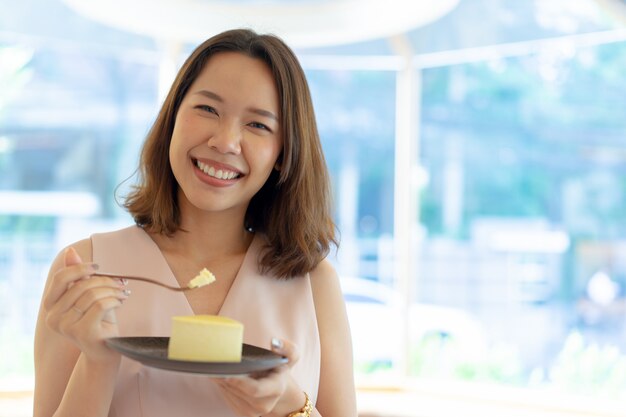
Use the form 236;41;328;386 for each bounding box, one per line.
1;0;626;416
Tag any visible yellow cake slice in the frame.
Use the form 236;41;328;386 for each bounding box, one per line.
167;315;243;362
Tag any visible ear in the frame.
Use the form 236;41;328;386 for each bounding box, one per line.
274;162;282;171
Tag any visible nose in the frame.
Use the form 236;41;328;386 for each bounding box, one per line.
207;119;242;154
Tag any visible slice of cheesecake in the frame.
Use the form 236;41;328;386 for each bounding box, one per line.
167;315;243;362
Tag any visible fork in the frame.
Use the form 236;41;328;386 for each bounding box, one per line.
92;272;197;292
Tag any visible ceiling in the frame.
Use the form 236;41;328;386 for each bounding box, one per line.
59;0;460;48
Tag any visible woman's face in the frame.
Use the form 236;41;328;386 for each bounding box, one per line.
169;52;282;218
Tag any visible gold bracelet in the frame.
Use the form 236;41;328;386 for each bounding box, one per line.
286;392;313;417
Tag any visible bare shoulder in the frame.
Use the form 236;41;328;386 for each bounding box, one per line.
308;259;345;315
309;259;340;294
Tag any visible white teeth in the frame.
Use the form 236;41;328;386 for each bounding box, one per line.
196;160;238;180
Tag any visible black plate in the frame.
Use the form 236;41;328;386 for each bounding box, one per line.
106;337;288;376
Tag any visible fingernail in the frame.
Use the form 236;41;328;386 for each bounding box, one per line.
271;337;283;350
122;289;131;297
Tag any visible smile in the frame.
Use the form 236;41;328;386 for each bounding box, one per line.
195;160;241;180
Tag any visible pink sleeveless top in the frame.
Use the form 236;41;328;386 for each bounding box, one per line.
91;226;320;417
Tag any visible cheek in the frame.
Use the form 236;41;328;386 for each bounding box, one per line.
246;138;282;168
170;112;194;143
261;147;282;173
169;117;195;161
265;137;283;164
168;141;182;185
169;128;189;179
168;133;181;166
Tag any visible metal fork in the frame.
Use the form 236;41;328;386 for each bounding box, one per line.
92;272;196;292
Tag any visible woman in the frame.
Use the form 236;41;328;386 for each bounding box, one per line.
34;29;356;417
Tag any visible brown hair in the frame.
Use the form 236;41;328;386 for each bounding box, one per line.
123;29;337;278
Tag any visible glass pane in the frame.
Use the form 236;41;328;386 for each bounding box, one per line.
0;39;157;387
413;41;626;400
306;69;400;374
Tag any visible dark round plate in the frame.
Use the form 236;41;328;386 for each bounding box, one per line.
105;337;288;376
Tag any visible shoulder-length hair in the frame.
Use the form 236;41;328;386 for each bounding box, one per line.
123;28;337;278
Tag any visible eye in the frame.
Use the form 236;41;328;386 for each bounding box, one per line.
196;105;218;115
248;121;272;132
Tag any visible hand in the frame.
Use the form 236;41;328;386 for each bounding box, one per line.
43;247;129;362
214;338;308;417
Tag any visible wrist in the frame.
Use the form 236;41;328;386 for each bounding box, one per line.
82;349;122;373
286;391;312;417
266;382;308;417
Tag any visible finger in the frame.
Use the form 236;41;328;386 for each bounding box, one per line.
56;294;121;334
50;276;126;315
69;297;124;336
271;337;299;368
222;365;288;398
84;296;125;324
49;286;127;334
64;246;83;267
44;262;99;309
102;309;118;324
72;286;130;315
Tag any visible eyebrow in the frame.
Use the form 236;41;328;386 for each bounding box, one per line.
193;89;279;122
194;90;223;102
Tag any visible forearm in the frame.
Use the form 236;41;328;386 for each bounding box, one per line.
53;353;120;417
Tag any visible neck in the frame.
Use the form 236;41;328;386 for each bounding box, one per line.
153;204;253;263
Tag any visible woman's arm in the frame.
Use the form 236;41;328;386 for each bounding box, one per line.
33;239;127;417
310;259;357;417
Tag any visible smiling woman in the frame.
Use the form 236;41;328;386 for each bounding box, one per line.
32;28;356;417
